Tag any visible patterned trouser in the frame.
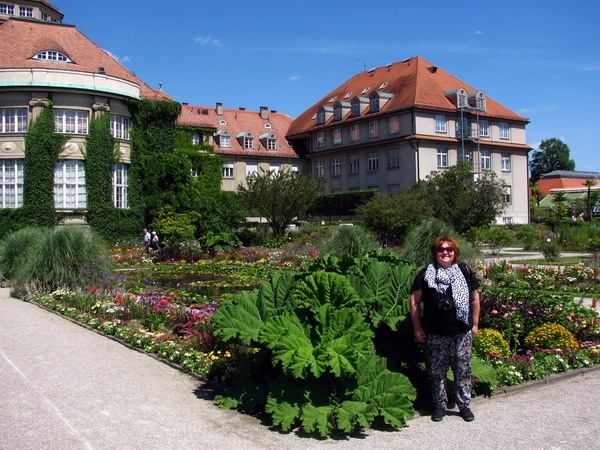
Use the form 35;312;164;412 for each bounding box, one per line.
426;331;472;410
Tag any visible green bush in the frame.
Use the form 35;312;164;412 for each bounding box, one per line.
524;323;579;351
473;328;511;358
0;226;111;295
322;225;380;257
474;226;513;254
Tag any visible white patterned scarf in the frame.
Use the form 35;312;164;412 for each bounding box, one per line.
424;262;470;326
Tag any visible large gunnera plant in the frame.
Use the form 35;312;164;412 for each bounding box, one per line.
211;252;420;436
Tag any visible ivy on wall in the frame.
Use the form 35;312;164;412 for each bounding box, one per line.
22;102;67;227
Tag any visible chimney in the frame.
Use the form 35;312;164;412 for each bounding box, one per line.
216;102;223;115
259;106;269;120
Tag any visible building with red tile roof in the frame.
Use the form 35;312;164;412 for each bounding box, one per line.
177;103;303;191
287;56;532;225
0;2;170;214
536;170;600;196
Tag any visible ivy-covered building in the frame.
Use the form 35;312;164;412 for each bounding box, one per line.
176;103;304;191
0;1;171;233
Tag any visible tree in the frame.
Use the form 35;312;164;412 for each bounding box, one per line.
424;161;506;233
529;138;575;182
584;179;597;222
237;169;324;237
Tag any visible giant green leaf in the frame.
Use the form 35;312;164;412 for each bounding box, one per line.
210;291;263;345
293;270;362;312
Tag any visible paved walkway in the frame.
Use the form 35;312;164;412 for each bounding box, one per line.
1;288;600;449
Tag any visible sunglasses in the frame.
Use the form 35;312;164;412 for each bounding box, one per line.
436;246;455;253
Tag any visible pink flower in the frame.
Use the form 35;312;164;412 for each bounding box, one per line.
515;323;521;328
491;309;498;315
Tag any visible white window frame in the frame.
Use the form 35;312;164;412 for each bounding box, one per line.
480;151;491;170
499;122;510;139
54;161;87;209
458;148;471;163
478;120;489;137
269;163;280;177
437;148;448;168
435;115;447;133
19;6;33;17
54;109;89;135
348;156;359;174
0;159;24;208
110;115;130;140
112;163;128;208
220;135;230;148
331;158;341;176
222;163;234;179
370;97;379;112
267;138;277;150
367;152;379;172
0;4;15;14
501;153;511;172
0;108;28;133
246;162;258;178
315;161;325;177
243;136;254;149
503;185;512;204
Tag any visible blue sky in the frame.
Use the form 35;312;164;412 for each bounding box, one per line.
55;0;599;172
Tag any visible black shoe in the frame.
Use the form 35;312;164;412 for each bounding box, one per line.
460;408;475;422
431;408;445;422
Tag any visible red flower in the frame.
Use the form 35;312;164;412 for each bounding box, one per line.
159;299;168;306
89;286;98;294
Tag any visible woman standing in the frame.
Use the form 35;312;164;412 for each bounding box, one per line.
409;234;480;422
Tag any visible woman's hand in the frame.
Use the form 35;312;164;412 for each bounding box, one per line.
414;327;426;343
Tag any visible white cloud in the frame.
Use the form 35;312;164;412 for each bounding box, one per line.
104;49;130;64
289;75;300;81
475;30;483;35
583;64;600;71
194;36;223;47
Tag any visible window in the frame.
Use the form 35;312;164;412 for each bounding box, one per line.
334;106;342;121
19;6;33;17
437;148;448;168
222;163;234;178
33;50;70;62
348;156;359;174
192;133;201;145
269;163;280;177
246;162;258;178
333;128;342;145
370;97;379;112
110;115;130;140
350;125;360;141
502;216;513;224
331;158;341;176
458;148;471;163
0;108;28;133
503;185;512;204
112;163;128;208
317;110;325;124
220;135;230;148
479;120;489;137
480;151;491;170
54;161;86;209
457;117;469;138
435;115;447;133
501;153;511;171
369;120;379;138
0;4;15;14
500;122;509;139
244;136;254;149
54;109;88;135
316;132;325;149
476;96;486;111
315;161;325;177
352;102;360;116
367;152;379;171
267;138;277;150
387;150;400;169
458;94;467;108
0;160;24;208
389;116;400;134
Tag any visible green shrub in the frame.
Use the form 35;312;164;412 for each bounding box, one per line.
513;224;542;250
0;226;111;295
322;225;380;257
474;226;513;254
473;328;511;358
524;323;579;351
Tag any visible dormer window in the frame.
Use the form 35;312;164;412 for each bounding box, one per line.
444;87;469;109
0;4;15;14
19;6;33;17
214;129;231;148
317;106;333;125
333;101;351;121
237;131;255;149
33;50;71;63
351;97;369;117
260;132;278;151
468;91;487;112
369;92;394;113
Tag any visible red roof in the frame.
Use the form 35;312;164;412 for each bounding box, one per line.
288;56;528;137
177;104;301;159
0;18;171;101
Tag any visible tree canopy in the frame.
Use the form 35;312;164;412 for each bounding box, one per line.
529;138;575;182
237;169;324;237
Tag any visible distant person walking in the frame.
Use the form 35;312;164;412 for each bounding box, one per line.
410;234;480;423
143;228;151;253
151;231;159;252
